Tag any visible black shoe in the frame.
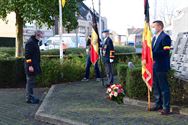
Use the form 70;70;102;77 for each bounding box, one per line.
149;106;163;112
26;97;40;104
160;109;171;115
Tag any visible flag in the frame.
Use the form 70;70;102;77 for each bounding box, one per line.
90;12;99;65
62;0;66;7
142;0;153;91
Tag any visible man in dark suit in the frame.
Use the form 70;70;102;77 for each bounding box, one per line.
151;20;171;115
24;30;43;104
101;29;115;87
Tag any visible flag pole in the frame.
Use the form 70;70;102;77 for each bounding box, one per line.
148;88;151;111
59;0;63;61
97;0;105;87
143;0;153;111
99;0;102;38
92;0;105;87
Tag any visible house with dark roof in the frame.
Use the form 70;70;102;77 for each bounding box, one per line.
75;2;107;35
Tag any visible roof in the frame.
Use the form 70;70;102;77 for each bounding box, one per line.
78;2;99;22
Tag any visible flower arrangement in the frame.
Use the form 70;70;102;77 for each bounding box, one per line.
106;84;125;104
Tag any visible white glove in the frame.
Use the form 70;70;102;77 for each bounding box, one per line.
110;59;114;63
86;48;89;55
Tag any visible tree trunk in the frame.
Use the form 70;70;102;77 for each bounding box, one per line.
54;16;59;35
15;10;24;58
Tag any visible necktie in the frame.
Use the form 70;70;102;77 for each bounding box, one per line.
153;37;157;48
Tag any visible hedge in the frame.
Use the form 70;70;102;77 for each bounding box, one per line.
0;58;25;87
40;46;135;56
0;47;15;58
117;64;128;87
117;63;188;105
0;37;15;47
126;67;147;99
115;53;141;64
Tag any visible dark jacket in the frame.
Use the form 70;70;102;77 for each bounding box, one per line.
102;37;115;63
152;31;171;72
25;36;41;76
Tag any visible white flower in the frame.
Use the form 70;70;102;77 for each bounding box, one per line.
111;84;116;88
114;92;118;97
107;88;112;93
109;93;113;98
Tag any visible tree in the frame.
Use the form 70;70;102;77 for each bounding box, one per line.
157;0;176;27
0;0;82;57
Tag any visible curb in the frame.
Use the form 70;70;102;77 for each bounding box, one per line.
123;97;154;108
123;97;188;115
35;85;87;125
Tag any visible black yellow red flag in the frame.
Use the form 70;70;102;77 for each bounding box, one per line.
142;0;153;91
62;0;66;7
90;12;99;65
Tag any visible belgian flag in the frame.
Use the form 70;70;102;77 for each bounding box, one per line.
142;0;153;91
90;12;99;65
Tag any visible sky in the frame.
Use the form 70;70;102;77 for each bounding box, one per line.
83;0;188;34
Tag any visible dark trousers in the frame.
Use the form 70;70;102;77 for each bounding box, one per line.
84;56;100;79
104;62;114;84
153;70;170;111
26;75;36;100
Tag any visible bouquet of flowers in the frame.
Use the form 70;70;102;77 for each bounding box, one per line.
106;84;125;104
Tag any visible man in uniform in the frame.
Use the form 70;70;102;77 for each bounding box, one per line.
101;29;115;87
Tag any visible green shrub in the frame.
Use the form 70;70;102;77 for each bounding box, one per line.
40;46;135;56
0;47;15;57
0;51;12;59
41;48;86;56
114;46;135;53
36;59;63;87
117;63;128;86
167;70;186;105
115;53;141;65
36;56;95;86
121;67;187;105
0;58;25;87
64;48;85;56
126;67;147;99
40;49;60;55
61;56;86;82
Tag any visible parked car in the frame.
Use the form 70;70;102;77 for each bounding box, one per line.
40;33;86;51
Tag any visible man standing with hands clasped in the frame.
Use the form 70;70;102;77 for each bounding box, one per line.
101;29;115;88
24;30;43;104
150;20;171;115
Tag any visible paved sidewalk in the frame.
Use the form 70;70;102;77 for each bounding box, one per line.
0;88;51;125
36;81;188;125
